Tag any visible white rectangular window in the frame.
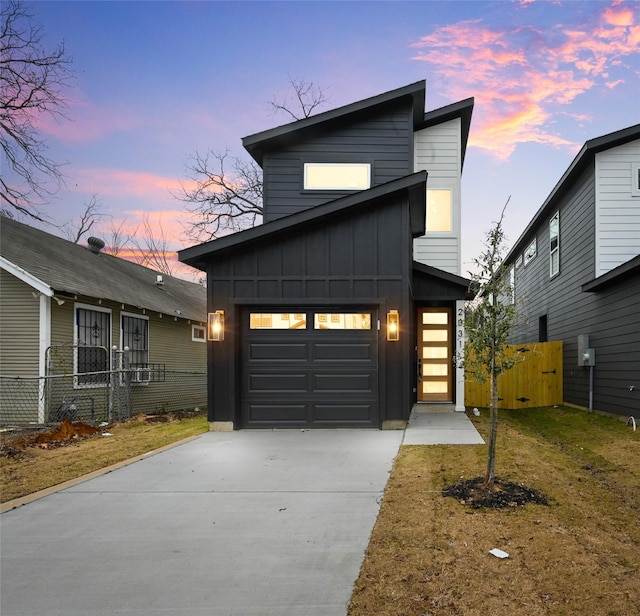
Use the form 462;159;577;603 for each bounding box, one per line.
549;212;560;277
192;325;206;342
524;238;537;265
304;163;371;190
426;189;452;232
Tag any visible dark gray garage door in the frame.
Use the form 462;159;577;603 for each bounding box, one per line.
241;308;378;428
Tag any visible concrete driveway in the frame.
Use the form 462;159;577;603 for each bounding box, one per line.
1;429;403;616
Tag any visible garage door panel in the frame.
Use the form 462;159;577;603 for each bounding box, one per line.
248;343;308;362
312;343;375;362
313;404;374;422
313;373;375;393
248;404;308;423
248;373;308;392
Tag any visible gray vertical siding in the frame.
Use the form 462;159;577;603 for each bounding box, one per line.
510;165;640;416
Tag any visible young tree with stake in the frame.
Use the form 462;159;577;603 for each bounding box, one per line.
463;200;518;488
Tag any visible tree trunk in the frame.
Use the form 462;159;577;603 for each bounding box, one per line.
485;368;498;488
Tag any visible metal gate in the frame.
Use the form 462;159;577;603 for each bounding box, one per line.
44;344;132;423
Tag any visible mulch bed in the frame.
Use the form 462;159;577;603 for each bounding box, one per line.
443;476;549;509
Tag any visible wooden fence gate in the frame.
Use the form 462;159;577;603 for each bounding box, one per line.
464;341;563;409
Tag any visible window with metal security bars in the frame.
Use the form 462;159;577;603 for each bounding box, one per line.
122;314;149;367
76;306;110;385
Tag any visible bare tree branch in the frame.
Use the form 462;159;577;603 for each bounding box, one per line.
176;149;263;244
0;0;73;218
177;78;327;243
269;75;329;120
129;214;174;276
59;194;105;243
105;217;134;257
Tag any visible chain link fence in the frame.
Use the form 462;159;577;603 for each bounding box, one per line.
0;345;206;428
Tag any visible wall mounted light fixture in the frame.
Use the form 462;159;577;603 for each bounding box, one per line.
387;309;399;341
208;310;225;341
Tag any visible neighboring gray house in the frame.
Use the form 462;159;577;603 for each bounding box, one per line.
503;124;640;418
180;81;474;430
0;216;207;424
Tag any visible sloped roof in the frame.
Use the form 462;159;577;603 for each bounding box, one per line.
1;216;206;322
242;81;427;165
418;97;474;169
504;123;640;264
412;261;473;301
179;172;427;269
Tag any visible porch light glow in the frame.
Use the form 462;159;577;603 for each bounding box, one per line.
208;311;224;341
387;310;399;341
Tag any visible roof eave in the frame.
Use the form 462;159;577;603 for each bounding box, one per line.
504;123;640;264
0;255;53;297
582;254;640;292
179;171;428;268
242;81;427;165
418;97;474;169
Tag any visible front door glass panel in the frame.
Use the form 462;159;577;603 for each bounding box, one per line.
417;308;452;402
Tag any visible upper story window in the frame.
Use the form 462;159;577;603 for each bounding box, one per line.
426;189;452;233
524;238;537;265
303;163;371;191
549;212;560;277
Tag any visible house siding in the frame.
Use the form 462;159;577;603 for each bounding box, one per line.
511;164;640;416
262;100;413;221
206;196;415;427
45;297;206;419
413;118;462;274
0;271;40;377
595;139;640;276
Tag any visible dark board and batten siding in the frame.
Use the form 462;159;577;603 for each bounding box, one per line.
207;196;415;428
510;165;640;417
263;101;414;221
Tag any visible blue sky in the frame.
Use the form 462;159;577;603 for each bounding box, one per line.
12;0;640;278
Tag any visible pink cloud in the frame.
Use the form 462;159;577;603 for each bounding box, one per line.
35;93;142;145
411;2;639;160
74;168;196;199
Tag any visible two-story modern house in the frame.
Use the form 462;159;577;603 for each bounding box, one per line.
179;81;474;430
503;124;640;419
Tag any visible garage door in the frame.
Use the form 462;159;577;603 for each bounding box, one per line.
241;308;378;428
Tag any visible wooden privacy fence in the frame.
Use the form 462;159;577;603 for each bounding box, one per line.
464;341;563;409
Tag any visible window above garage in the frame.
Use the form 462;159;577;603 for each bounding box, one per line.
314;313;372;330
250;313;307;329
249;311;373;331
303;163;371;190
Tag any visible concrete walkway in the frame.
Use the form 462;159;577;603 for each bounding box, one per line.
0;410;484;616
403;405;485;445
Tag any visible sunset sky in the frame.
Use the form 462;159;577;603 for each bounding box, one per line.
10;0;640;279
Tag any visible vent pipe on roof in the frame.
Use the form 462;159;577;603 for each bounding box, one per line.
87;237;105;254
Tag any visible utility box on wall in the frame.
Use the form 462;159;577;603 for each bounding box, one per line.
577;334;596;366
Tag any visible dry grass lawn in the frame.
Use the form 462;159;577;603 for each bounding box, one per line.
349;406;640;616
2;406;638;614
